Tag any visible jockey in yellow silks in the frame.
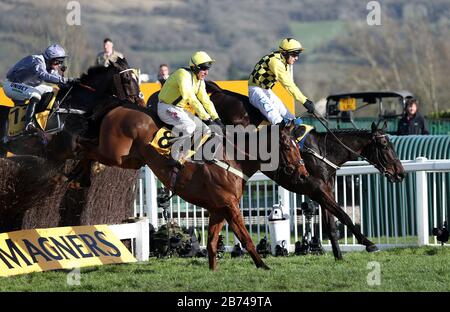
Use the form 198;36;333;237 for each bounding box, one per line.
248;38;315;125
157;51;224;172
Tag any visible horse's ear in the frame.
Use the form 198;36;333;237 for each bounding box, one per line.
118;57;128;67
381;121;388;131
371;122;377;132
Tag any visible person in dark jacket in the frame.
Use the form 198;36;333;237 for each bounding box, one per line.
397;97;429;135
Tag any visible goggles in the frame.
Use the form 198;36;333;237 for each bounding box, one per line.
51;58;65;65
288;50;301;57
197;62;212;71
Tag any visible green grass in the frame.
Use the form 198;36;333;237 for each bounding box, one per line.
289;20;347;51
1;246;450;291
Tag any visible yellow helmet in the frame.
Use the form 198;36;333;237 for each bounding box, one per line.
189;51;215;70
279;38;304;53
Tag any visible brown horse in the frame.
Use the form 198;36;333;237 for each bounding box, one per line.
205;81;406;259
79;99;308;270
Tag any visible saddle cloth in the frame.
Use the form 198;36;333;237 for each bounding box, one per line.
293;124;314;148
147;101;210;160
7;90;59;137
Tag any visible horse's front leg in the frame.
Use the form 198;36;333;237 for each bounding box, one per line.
320;207;342;260
224;203;270;270
312;182;378;253
206;212;225;271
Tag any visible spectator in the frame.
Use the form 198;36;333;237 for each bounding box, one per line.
95;38;124;67
397;97;429;135
157;64;170;86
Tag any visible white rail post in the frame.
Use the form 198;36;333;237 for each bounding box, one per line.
144;166;159;230
278;186;292;250
278;186;291;216
135;217;150;261
415;157;429;246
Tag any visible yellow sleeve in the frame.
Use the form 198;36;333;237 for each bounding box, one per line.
197;81;219;120
177;70;211;121
270;58;308;104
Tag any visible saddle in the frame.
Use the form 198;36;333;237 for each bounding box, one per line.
218;86;315;145
292;121;314;149
7;90;59;138
145;98;211;161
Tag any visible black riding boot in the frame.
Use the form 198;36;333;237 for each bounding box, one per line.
23;97;40;133
1;115;9;145
167;158;183;192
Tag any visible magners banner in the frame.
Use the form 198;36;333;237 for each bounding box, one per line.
0;225;136;277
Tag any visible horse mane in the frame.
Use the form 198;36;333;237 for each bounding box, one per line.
205;80;265;125
79;65;111;84
329;128;371;134
205;80;223;94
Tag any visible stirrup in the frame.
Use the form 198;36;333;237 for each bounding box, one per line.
24;122;37;133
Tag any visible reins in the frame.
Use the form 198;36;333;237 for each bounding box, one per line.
79;83;96;92
310;111;379;168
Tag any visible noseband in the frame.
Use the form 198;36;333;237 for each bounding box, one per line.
113;68;141;102
278;135;303;176
370;134;398;175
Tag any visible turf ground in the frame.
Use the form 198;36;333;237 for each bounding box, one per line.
1;246;449;292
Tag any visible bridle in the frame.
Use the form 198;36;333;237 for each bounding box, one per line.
112;68;143;103
368;133;399;175
277;127;305;178
311;111;394;175
53;67;141;115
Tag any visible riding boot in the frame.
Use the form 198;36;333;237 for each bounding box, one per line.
1;115;9;145
167;158;183;192
23;97;40;134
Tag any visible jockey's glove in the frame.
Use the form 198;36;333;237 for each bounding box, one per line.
303;99;315;114
204;119;213;126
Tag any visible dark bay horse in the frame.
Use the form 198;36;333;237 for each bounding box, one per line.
205;81;406;259
1;57;143;161
79;98;307;270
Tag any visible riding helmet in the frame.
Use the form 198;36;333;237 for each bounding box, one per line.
43;44;67;61
279;38;304;53
189;51;215;71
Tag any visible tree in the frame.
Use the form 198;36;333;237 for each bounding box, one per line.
337;6;450;114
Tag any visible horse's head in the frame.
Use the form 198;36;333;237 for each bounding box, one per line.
362;122;405;183
278;121;309;180
78;57;144;106
110;58;145;106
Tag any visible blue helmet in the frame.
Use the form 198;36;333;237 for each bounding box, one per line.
43;44;67;61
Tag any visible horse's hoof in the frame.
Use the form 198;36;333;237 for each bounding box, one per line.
366;245;379;253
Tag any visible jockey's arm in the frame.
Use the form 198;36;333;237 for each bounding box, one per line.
177;71;211;121
270;58;308;104
35;62;65;85
197;81;219;120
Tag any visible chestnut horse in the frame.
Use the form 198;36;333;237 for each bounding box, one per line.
80;100;308;270
205;81;406;259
